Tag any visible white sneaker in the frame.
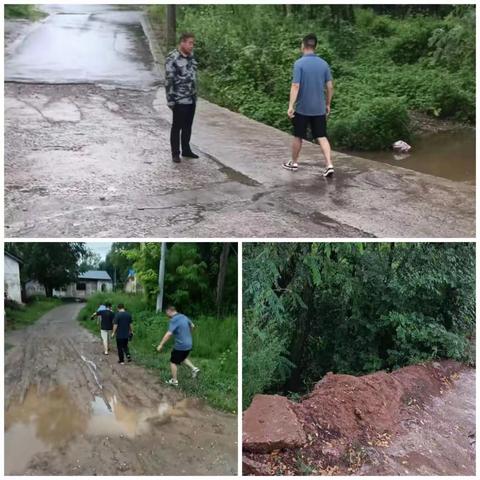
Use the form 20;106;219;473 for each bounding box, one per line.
192;367;200;378
166;378;179;387
282;161;298;171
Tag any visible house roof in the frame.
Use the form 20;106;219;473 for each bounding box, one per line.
5;251;23;264
78;270;112;281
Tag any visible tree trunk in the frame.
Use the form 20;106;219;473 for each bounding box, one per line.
156;243;167;313
284;283;313;392
166;5;176;50
216;243;230;317
45;286;53;298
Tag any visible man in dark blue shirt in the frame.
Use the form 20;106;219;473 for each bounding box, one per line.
156;305;200;386
283;33;335;177
112;304;133;364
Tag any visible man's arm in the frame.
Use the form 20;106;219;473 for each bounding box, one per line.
325;80;334;116
189;319;195;331
157;331;173;352
165;55;176;109
288;83;300;118
111;323;117;338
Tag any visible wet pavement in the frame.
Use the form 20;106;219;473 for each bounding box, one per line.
5;4;159;88
4;6;475;238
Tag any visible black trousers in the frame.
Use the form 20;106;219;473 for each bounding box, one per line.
170;102;196;157
116;338;130;362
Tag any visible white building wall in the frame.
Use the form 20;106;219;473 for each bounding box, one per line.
4;255;22;303
25;280;46;298
53;280;113;298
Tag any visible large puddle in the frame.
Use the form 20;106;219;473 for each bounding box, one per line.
5;385;178;474
344;129;475;183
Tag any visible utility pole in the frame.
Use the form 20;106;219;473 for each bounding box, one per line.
166;5;177;50
216;243;230;318
156;242;167;313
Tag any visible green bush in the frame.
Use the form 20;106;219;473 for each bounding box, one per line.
330;96;411;150
387;17;440;64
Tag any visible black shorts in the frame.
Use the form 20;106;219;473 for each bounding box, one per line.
170;349;191;364
293;113;327;140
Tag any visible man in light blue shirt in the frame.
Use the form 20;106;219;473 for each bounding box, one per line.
283;33;335;177
156;305;200;386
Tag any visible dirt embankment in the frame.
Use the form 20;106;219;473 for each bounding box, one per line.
243;360;475;475
5;303;237;475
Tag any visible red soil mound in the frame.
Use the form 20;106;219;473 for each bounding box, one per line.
243;360;466;475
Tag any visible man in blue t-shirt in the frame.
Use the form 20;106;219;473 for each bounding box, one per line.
283;33;335;177
156;305;200;386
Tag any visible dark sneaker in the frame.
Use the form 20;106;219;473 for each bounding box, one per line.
172;155;181;163
182;151;199;159
118;361;125;365
323;166;334;177
282;161;298;171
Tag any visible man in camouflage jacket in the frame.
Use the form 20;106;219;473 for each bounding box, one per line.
165;32;198;163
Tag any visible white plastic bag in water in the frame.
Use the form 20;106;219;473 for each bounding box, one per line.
392;140;411;153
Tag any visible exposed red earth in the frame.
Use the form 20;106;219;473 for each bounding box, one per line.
243;360;475;475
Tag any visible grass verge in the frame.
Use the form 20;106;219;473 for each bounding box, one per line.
5;297;63;330
78;292;237;413
4;5;46;20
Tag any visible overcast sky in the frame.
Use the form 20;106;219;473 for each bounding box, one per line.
85;242;112;261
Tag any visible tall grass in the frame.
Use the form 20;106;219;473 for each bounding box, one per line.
78;292;237;412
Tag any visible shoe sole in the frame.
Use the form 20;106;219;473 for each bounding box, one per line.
282;165;298;172
324;170;334;177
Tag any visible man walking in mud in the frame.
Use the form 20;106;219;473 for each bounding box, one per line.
156;305;200;386
112;304;133;364
283;33;335;177
97;302;115;355
165;33;199;163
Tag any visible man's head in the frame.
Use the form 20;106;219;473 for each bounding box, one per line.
117;303;125;311
179;32;195;56
302;33;317;53
105;302;112;309
165;305;177;318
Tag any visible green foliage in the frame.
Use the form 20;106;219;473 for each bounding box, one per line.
102;243;237;315
5;297;63;330
4;5;45;19
330;96;410;150
79;292;237;412
243;243;475;408
173;5;475;150
428;6;476;71
387;17;440;64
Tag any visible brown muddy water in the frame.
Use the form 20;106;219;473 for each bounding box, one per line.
4;386;179;474
344;129;475;183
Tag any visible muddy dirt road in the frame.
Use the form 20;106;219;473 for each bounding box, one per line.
359;368;476;475
4;303;237;475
